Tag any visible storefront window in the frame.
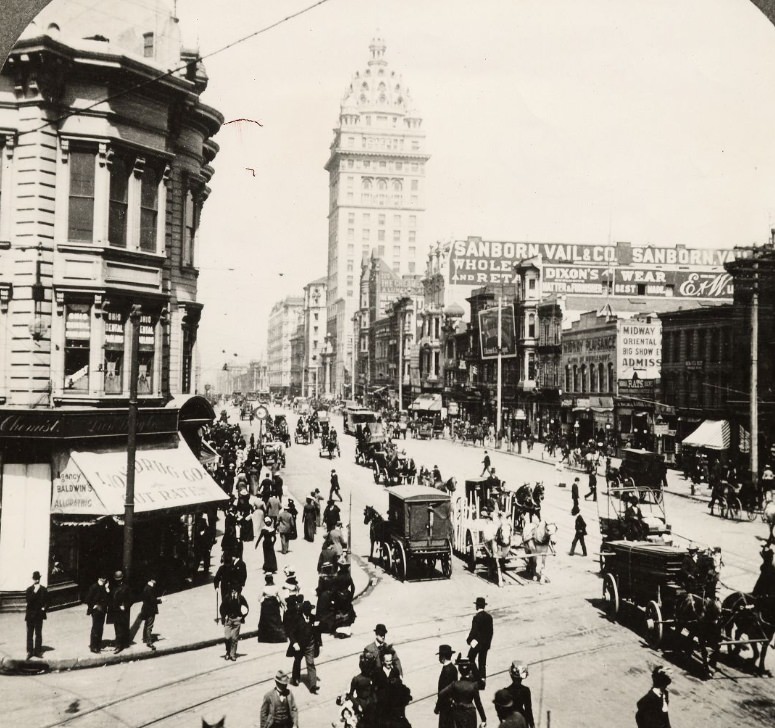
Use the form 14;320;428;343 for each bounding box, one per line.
49;527;78;587
64;303;90;391
137;313;155;394
104;309;125;393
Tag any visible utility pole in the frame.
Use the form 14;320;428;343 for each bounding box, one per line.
123;304;142;581
751;258;759;504
398;305;404;411
496;295;503;434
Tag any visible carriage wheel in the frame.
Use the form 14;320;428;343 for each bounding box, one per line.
373;466;380;484
745;504;758;522
725;497;741;521
394;540;407;582
465;532;476;572
381;542;392;572
603;573;620;619
441;544;453;579
645;600;664;648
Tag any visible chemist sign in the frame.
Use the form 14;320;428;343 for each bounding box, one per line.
616;319;662;380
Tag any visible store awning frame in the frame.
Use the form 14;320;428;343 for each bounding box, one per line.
51;442;228;517
681;419;730;451
409;393;443;411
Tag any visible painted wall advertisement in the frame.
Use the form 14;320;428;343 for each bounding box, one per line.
448;238;735;299
616;320;662;380
478;306;517;360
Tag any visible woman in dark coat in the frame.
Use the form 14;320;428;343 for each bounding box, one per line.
255;517;278;573
437;658;486;728
257;574;286;643
302;497;317;542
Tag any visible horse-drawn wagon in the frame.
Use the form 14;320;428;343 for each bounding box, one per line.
319;427;340;459
262;440;286;469
364;485;453;582
452;478;557;586
601;540;771;676
607;448;668;503
354;423;386;467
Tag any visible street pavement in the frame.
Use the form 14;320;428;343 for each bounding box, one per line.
2;406;774;728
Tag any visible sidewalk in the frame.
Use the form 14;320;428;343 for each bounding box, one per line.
450;436;712;503
0;477;370;675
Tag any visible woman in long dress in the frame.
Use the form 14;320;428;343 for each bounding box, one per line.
437;658;486;728
257;574;286;643
255;517;278;573
302;497;317;542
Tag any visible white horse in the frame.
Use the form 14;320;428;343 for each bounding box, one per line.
521;520;558;583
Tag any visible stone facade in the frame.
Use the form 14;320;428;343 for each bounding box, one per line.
266;297;303;395
324;37;430;397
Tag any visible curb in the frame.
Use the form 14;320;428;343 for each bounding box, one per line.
0;542;374;675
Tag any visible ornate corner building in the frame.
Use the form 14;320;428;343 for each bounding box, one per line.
0;4;224;609
324;37;430;398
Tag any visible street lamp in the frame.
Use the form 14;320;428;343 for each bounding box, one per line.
573;420;580;448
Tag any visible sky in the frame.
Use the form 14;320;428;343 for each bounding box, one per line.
19;0;775;384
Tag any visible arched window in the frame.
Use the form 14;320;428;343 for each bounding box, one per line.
608;363;614;393
377;179;387;191
392;179;402;191
590;365;597;393
599;363;605;392
573;365;579;392
362;178;372;190
580;365;587;393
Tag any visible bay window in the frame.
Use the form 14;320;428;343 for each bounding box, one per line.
108;154;130;247
68;148;96;241
140;165;159;251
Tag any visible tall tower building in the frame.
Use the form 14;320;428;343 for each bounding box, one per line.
324;36;430;397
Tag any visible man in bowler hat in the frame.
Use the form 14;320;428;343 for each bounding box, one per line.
434;644;458;728
111;570;132;653
86;574;110;653
25;570;47;659
467;597;493;685
260;669;298;728
635;666;672;728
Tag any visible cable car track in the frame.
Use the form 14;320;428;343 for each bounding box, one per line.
36;586;595;728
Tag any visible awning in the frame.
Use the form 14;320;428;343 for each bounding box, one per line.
410;393;442;411
682;420;730;450
199;439;220;466
51;442;228;516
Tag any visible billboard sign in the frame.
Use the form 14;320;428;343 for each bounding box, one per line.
478;306;517;360
617;320;662;380
448;238;736;300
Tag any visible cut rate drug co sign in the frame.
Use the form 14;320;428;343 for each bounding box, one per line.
616;320;662;380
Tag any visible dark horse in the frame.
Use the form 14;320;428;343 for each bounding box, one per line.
363;505;387;562
720;591;774;675
673;592;722;678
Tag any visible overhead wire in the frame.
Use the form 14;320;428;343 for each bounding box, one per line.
17;0;335;139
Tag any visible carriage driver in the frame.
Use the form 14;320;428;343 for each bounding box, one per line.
623;494;646;541
680;545;701;594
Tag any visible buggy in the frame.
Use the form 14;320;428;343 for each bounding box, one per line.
262;441;286;469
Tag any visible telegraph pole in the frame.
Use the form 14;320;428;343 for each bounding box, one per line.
496;295;503;434
751;258;760;504
123;304;142;580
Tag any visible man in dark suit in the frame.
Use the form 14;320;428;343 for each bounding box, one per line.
635;666;672;728
132;577;161;650
86;575;110;653
434;644;458;728
111;570;133;653
466;597;493;686
25;570;47;659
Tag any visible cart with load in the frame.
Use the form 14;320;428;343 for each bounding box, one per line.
600;540;770;676
376;485;453;582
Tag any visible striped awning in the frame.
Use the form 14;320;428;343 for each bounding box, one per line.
682;420;730;451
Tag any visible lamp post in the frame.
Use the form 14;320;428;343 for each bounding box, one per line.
573;419;580;448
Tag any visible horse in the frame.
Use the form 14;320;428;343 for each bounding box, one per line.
532;482;545;520
437;476;457;494
720;591;774;675
515;483;541;524
520;520;557;582
673;592;722;678
363;505;387;562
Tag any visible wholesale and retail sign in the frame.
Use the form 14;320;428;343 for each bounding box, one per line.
617;320;662;380
448;238;735;299
478;306;517;359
